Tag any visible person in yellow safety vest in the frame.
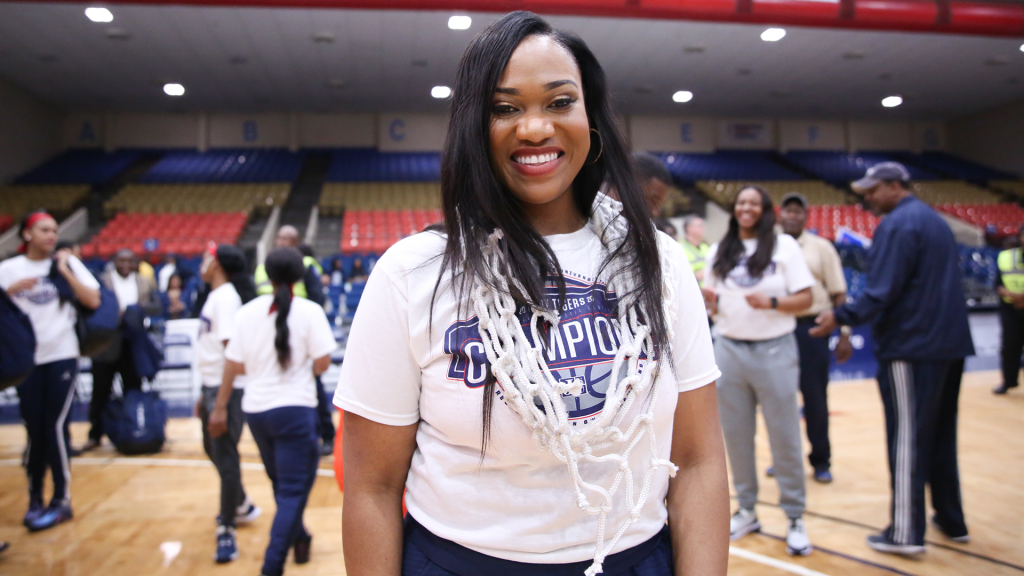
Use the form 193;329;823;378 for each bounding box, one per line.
994;226;1024;395
254;226;324;305
254;225;335;454
680;216;710;285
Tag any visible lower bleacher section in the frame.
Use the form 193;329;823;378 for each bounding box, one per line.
82;212;248;258
104;183;289;216
320;182;440;215
340;209;443;254
0;185;90;220
908;181;1002;204
806;205;879;241
934;204;1024;236
992;180;1024;200
697;180;849;207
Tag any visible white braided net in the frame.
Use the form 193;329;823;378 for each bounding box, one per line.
470;192;678;575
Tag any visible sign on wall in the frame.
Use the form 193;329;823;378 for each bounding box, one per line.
717;119;775;149
63;114;105;148
779;120;846;151
377;114;447;152
628;116;714;152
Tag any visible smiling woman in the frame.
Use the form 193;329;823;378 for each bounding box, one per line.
335;11;729;576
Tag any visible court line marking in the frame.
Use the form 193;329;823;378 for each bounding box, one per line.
729;546;832;576
0;456;338;477
1;457;840;575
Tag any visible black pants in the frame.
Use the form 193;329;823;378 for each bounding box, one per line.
795;317;831;472
89;340;143;442
17;358;79;506
199;386;247;527
999;304;1024;389
876;359;966;545
315;375;335;445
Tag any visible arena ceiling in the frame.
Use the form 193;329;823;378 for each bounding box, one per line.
0;2;1021;120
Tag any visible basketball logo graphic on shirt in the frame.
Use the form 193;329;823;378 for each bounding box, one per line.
727;257;777;288
21;277;59;305
443;271;647;426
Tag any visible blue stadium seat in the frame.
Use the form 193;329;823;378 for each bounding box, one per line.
653;151;802;182
16;149;142;185
784;151;938;182
326;149;441;182
141;148;305;183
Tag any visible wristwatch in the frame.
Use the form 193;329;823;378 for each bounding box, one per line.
840;325;852;336
770;297;778;309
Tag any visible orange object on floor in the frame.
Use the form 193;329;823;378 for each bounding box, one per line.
332;409;344;491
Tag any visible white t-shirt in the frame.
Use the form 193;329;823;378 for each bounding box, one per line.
705;234;815;341
333;227;720;564
197;282;246;389
158;263;176;292
110;271;139;312
0;254;101;364
225;295;336;414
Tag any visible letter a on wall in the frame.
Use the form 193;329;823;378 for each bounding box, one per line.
79;121;97;144
243;120;259;142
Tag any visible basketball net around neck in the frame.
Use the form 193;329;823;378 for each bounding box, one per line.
470;192;678;576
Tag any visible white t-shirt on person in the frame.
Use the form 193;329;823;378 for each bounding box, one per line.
705;234;815;341
0;254;100;365
197;282;247;389
333;226;720;564
224;295;336;414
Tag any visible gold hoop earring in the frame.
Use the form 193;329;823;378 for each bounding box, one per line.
588;128;603;165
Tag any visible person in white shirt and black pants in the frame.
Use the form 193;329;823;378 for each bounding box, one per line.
209;247;336;576
0;212;100;532
195;244;262;563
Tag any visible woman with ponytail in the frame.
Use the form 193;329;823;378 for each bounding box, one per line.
335;12;728;576
0;211;100;532
208;247;336;576
195;243;262;564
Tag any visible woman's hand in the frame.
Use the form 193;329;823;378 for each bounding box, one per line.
7;277;38;297
208;405;228;438
55;249;72;275
744;291;772;310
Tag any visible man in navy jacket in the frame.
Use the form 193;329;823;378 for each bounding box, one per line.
812;162;974;555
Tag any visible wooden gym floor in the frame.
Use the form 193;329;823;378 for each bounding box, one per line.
0;370;1021;576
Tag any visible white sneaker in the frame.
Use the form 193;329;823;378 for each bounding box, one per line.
785;517;813;556
730;508;761;541
236;498;262;524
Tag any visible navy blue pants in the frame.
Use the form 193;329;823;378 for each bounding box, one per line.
246;406;319;576
315;375;335;445
17;358;79;507
795;317;832;472
876;359;966;545
402;515;673;576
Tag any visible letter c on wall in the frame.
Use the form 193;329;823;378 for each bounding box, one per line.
389;119;406;142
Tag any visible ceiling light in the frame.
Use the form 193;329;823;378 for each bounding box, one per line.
672;90;693;103
1020;43;1024;52
431;85;452;99
85;7;113;23
761;28;786;42
448;16;471;30
163;83;185;97
881;95;902;108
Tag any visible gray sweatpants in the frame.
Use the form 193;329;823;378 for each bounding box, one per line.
714;333;806;519
198;386;247;527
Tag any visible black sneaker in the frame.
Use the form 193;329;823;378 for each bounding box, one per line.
866;533;925;555
293;533;312;564
993;383;1017;395
931;515;969;544
23;501;44;528
813;469;833;484
26;501;73;532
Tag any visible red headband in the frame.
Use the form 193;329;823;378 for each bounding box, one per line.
268;284;295;315
17;212;54;253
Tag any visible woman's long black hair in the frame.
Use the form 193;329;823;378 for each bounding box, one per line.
265;247;306;370
712;185;777;280
216;245;257;305
435;11;669;450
